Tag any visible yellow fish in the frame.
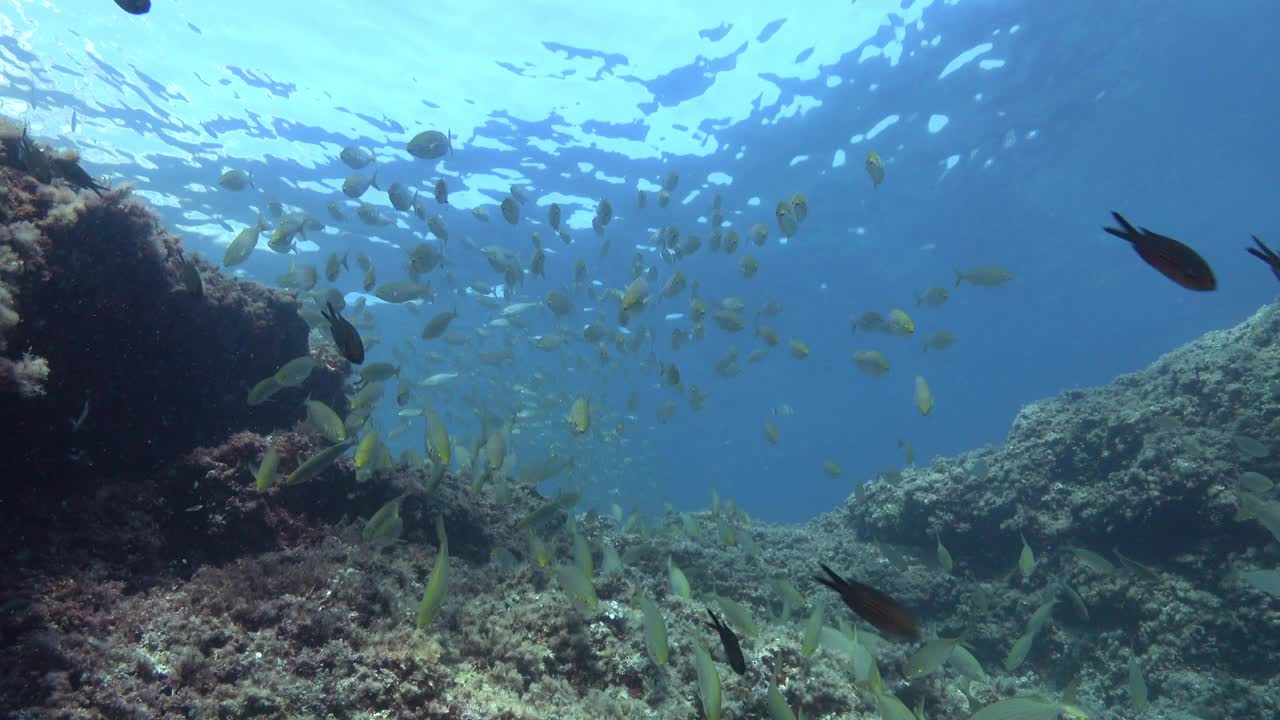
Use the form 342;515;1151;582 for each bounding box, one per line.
775;200;798;238
569;395;590;435
914;376;934;416
425;409;451;466
865;151;885;188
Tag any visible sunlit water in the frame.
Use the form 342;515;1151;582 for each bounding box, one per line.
2;0;1277;521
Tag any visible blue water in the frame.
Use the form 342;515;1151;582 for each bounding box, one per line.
3;0;1277;522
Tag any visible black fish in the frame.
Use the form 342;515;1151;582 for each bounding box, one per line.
704;609;746;675
114;0;151;14
1246;235;1280;283
815;563;920;640
51;157;107;197
322;302;365;365
1102;211;1217;291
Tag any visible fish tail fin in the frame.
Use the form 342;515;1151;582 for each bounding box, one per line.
815;563;846;593
954;270;964;287
1103;211;1139;243
448;129;453;156
705;608;721;631
372;170;381;191
1248;235;1280;265
914;290;922;306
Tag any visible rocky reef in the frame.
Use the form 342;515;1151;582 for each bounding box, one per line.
0;119;345;572
844;302;1280;719
2;123;1278;719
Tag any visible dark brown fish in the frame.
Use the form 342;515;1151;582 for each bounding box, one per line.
114;0;151;14
1246;235;1280;283
321;302;365;365
1102;212;1216;291
704;609;746;675
51;157;108;197
815;563;920;640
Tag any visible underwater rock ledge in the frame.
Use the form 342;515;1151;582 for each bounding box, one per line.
0;121;343;565
840;300;1280;716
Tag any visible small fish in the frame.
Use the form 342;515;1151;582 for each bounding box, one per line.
340;145;375;169
114;0;150;14
304;399;346;442
1246;235;1280;283
59;391;91;435
922;331;957;353
915;286;949;308
1129;655;1149;711
342;171;380;198
425;409;451;466
421;306;459;339
638;594;669;665
934;529;953;572
814;563;919;640
1004;630;1035;671
776;200;798;238
1070;547;1116;575
1103;211;1216;291
321;302;365;364
1018;532;1036;578
764;420;780;445
416;516;450;630
407;129;452;159
954;265;1013;288
326;200;346;222
569;395;590;435
865;151;885;187
500;196;520;224
176;251;203;299
906;636;964;678
388;182;415;211
419;372;459;386
283;439;356;485
704;609;746;675
274;355;317;387
887;308;915;336
218;169;254;191
853;350;891;377
51;157;107;196
434;178;448;204
254;443;279;491
362;494;406;546
324;251;348;282
356;202;393;226
790;192;808;223
914;376;934;416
